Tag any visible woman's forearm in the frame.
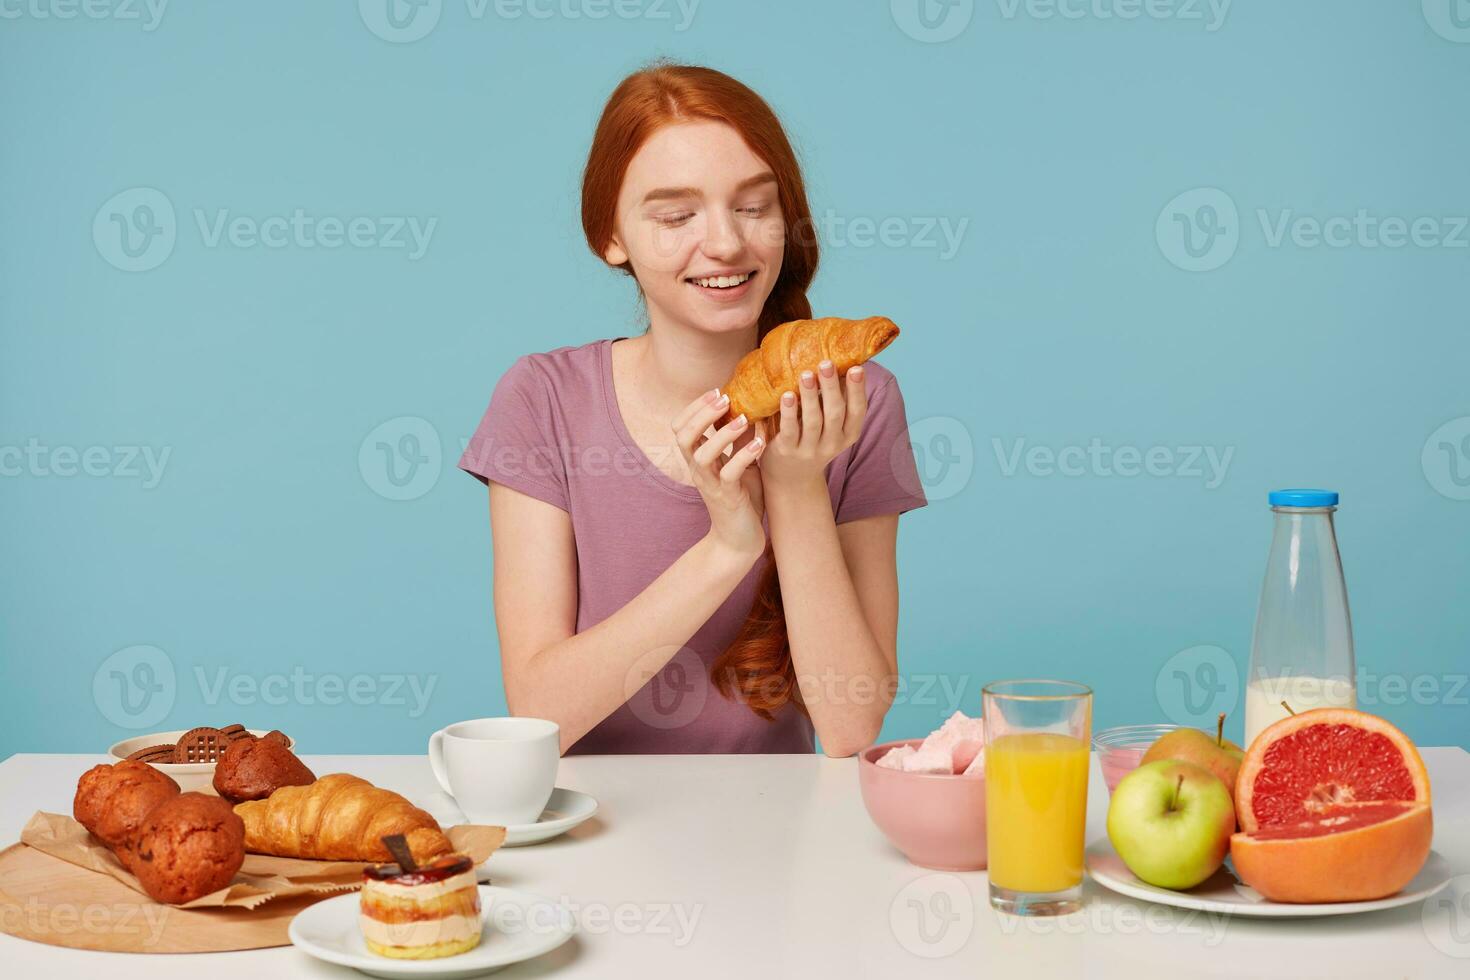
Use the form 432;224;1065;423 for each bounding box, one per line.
509;534;761;754
765;475;893;756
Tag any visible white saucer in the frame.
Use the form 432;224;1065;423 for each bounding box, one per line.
1086;837;1454;918
420;788;598;847
504;788;598;846
290;884;575;979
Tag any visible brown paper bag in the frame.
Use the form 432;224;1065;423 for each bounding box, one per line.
20;812;506;909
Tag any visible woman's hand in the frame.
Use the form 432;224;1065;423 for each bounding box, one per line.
756;361;868;489
674;388;768;560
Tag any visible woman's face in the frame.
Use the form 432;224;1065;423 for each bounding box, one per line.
605;121;785;337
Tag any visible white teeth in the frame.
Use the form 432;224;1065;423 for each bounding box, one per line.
692;272;751;288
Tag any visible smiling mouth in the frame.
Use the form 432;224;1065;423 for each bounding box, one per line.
686;270;755;290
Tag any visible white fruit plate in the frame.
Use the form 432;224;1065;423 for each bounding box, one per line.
1086;838;1453;918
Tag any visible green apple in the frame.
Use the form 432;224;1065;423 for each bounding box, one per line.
1106;759;1235;890
1141;712;1244;800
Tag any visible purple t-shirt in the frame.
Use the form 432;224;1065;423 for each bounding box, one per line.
459;336;928;754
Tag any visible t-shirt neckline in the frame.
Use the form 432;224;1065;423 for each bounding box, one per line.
599;337;704;500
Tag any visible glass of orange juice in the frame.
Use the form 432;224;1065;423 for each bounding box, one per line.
983;679;1092;916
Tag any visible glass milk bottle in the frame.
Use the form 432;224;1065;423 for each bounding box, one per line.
1244;489;1357;748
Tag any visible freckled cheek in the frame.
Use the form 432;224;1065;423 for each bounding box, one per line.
631;223;698;274
751;218;786;282
751;217;787;262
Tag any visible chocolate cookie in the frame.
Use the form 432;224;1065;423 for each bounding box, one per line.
176;726;230;763
124;744;177;764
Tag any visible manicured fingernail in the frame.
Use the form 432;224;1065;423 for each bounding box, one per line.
782;391;795;406
733;413;747;428
801;371;815;387
717;393;730;407
751;437;765;452
819;360;834;377
849;366;864;381
706;387;721;403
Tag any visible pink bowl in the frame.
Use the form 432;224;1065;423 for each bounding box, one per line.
857;738;986;872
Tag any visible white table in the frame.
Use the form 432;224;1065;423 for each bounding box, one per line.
2;749;1467;978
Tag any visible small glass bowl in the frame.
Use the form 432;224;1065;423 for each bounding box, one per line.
1093;724;1182;794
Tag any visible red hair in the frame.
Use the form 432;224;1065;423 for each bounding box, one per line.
580;62;817;720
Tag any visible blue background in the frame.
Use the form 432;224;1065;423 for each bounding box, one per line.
2;0;1467;758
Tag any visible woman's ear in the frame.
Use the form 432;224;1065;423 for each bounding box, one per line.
603;236;629;268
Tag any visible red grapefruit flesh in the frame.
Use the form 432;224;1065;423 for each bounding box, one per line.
1230;801;1432;903
1235;708;1430;834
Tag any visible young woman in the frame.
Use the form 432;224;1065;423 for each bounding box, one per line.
459;63;927;757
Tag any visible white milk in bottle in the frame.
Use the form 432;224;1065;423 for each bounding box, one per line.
1243;489;1357;748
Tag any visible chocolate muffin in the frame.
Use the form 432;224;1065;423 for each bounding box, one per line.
73;760;181;851
212;734;315;804
129;793;245;905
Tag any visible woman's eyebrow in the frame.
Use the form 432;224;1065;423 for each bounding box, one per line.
640;172;777;205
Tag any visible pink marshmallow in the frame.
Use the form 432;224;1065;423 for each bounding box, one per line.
901;743;954;774
876;745;915;770
918;725;961;757
921;711;986;772
878;712;988;775
939;710;986;745
951;738;983;773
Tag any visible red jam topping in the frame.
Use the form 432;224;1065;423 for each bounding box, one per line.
363;852;474;885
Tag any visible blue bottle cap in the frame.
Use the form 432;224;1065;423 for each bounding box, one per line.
1268;489;1339;507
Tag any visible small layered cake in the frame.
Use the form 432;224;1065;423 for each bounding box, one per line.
360;852;482;959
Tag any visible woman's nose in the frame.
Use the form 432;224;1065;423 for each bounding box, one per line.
701;208;744;259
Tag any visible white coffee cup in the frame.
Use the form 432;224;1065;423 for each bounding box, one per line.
428;717;560;826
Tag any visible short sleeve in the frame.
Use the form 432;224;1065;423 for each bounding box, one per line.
458;356;570;512
833;373;930;524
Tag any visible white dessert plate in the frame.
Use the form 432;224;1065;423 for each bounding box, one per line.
290;884;575;979
421;788;599;847
1086;838;1453;918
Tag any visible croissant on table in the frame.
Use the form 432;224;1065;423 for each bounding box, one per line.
722;315;900;422
233;773;451;863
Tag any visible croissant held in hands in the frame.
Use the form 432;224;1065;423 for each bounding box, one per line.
233;773;452;863
722;316;900;422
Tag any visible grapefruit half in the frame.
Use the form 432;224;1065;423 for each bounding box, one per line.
1235;708;1431;834
1230;800;1432;903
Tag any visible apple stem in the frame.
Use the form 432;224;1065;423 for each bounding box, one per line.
1280;700;1296;717
1170;773;1184;812
1216;712;1226;748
